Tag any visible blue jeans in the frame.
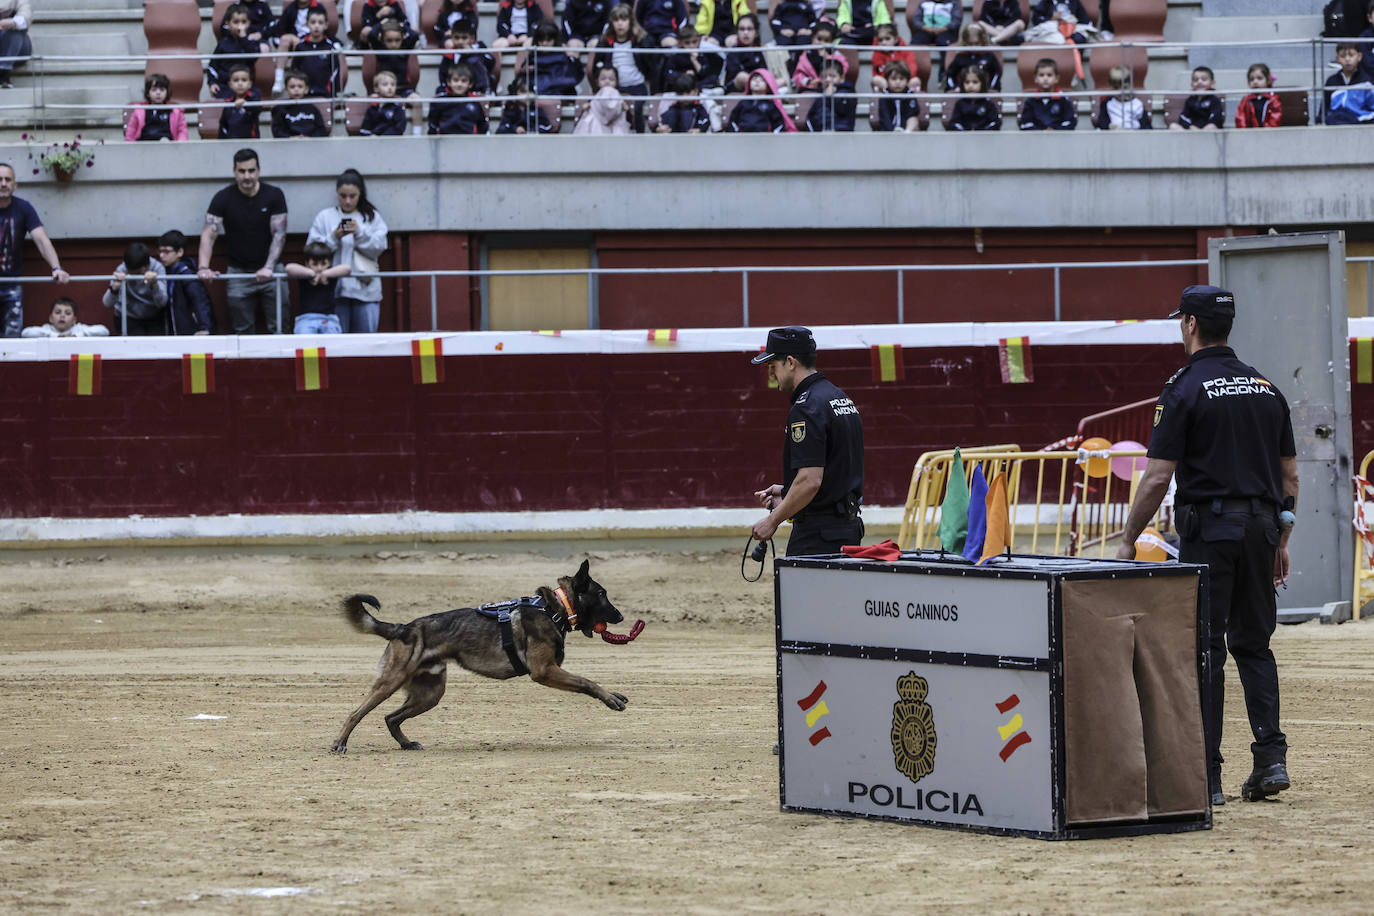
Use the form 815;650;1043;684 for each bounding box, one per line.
0;282;22;337
0;30;31;77
293;312;342;334
335;297;379;333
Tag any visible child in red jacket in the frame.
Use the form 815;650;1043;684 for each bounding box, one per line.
1235;62;1282;128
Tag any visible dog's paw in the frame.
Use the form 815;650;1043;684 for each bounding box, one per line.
603;692;629;711
329;743;348;754
400;741;424;751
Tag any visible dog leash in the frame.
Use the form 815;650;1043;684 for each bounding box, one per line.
596;619;645;644
742;535;773;582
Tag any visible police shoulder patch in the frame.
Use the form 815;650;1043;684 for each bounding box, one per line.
1165;366;1187;387
1153;404;1163;427
790;421;807;443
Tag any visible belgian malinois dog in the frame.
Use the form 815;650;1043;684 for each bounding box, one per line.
330;560;629;753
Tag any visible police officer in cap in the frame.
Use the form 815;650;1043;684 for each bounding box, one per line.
751;327;865;556
1117;285;1298;807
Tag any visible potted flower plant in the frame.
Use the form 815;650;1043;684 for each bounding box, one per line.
25;134;101;182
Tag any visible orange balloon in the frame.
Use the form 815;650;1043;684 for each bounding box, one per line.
1134;526;1168;562
1081;436;1112;479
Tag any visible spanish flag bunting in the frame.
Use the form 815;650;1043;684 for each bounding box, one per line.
978;472;1012;565
1114;319;1140;324
411;337;444;385
181;353;215;395
535;329;562;336
67;353;101;396
999;337;1033;384
647;328;677;344
1357;337;1373;384
295;347;328;392
870;343;904;383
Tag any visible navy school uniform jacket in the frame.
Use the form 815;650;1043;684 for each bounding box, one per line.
206;36;259;93
166;256;215;335
1018;94;1076;130
360;100;408;135
377;52;416;93
434;3;478;43
943;50;1002;93
948;95;1001;130
660;99;711;132
219;0;275;37
663;48;723;90
636;0;689;37
496;0;545;37
728;97;785;132
876;91;922;131
218;90;263;139
771;0;817;34
805;83;857;131
439;47;497;94
527;48;584;95
361;0;414;34
297;37;343;96
845;0;880;29
724;47;767;87
428;87;489;134
1178;94;1224;129
978;0;1023;28
563;0;612;41
272;0;328;40
271;100;329;137
496;100;557;133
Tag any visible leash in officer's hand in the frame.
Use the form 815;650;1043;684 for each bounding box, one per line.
742;535;774;582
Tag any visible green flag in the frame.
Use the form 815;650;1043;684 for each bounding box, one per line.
938;447;970;554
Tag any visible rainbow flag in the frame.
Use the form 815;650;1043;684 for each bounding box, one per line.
870;343;904;383
1357;337;1373;385
411;338;444;385
999;337;1033;384
647;329;677;344
181;353;215;395
68;353;101;396
295;347;328;391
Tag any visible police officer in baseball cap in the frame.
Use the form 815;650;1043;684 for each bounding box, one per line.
1117;285;1298;807
750;327;865;556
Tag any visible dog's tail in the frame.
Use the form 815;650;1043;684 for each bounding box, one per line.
341;594;405;640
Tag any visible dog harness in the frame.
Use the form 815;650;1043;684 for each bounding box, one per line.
474;588;578;675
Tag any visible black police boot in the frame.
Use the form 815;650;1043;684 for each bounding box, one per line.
1209;768;1225;807
1240;762;1290;802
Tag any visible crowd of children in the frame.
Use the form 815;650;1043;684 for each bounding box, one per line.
119;0;1374;140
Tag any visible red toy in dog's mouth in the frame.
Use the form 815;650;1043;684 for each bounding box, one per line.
595;619;645;644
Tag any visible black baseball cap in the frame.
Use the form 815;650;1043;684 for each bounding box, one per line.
1169;285;1236;320
751;326;816;364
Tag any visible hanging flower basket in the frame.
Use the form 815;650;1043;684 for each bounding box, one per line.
25;133;101;182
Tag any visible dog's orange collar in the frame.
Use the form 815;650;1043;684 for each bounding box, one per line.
554;586;577;627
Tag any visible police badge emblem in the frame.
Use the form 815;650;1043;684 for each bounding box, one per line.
790;421;806;443
890;671;937;784
1153;404;1163;427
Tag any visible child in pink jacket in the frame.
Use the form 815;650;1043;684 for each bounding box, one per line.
125;73;188;141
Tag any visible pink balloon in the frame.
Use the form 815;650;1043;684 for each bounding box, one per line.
1111;440;1148;482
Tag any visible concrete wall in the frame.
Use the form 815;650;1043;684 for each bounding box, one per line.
4;127;1372;241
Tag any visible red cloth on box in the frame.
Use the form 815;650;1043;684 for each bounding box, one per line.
841;539;901;561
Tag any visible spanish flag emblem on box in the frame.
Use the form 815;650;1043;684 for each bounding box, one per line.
295;347;328;391
647;329;677;344
870;343;904;383
412;338;444;385
999;337;1033;384
182;353;215;395
68;353;101;396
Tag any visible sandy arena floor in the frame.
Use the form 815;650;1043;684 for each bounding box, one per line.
1;544;1372;914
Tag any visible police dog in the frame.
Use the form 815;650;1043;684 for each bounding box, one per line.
330;560;628;753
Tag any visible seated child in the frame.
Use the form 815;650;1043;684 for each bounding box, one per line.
218;0;274;43
285;242;350;335
561;0;609;49
1234;62;1282;128
360;70;410;135
1026;0;1098;45
494;0;545;51
635;0;689;47
218;65;263;139
909;0;961;47
375;20;420;95
871;23;916;92
1172;65;1224;130
441;21;498;95
770;0;817;48
1095;65;1150;129
156;230;215;336
656;72;712;132
791;19;848;91
727;68;796;132
435;0;479;46
725;14;767;92
427;63;489;134
838;0;893;48
943;21;1002;93
273;0;342;95
946;64;1001;130
523;22;584;97
360;0;420;49
295;6;344;97
206;4;264;99
978;0;1025;46
573;65;632;134
1324;42;1374;124
805;58;856;131
125;73;187;142
495;74;556;133
591;5;654;131
1018;57;1075;130
874;60;922;132
271;70;329;137
663;24;723;92
21;297;109;338
101;242;169;336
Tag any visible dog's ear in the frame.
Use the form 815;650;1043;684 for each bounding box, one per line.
576;558;590;582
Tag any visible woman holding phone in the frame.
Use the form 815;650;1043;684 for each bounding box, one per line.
306;169;390;333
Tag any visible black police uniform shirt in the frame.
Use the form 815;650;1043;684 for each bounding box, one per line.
783;371;864;517
1147;345;1296;506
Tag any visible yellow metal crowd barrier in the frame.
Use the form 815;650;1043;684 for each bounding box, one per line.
896;444;1164;558
1353;449;1374;622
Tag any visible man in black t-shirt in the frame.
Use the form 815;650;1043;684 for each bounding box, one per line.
750;326;865;556
197;148;290;334
0;162;71;337
1117;285;1299;808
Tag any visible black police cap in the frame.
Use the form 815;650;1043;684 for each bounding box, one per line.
751;326;817;365
1168;285;1237;320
